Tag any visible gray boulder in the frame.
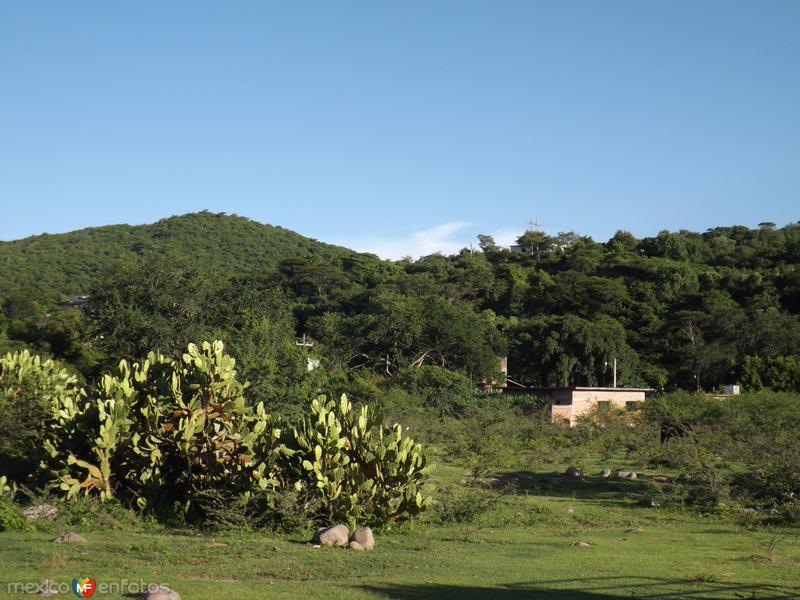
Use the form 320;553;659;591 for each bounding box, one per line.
53;532;86;543
138;585;180;600
313;524;349;546
352;526;375;550
617;471;637;480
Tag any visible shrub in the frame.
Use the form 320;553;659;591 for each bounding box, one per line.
15;341;431;529
0;497;28;531
287;394;432;527
0;349;82;459
41;341;284;522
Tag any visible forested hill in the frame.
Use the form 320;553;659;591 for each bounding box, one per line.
0;211;364;295
1;214;799;398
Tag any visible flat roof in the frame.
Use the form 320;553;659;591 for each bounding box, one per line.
509;385;654;393
571;387;654;392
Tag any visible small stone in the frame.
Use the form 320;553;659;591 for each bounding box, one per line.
651;476;669;483
564;466;584;480
617;471;637;480
640;498;659;508
53;532;86;543
573;541;592;547
138;585;180;600
564;505;575;514
312;524;349;546
459;479;467;485
352;526;375;550
600;469;612;478
349;541;364;551
24;504;58;520
625;527;644;533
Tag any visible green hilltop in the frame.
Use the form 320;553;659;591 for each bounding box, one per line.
0;211;366;296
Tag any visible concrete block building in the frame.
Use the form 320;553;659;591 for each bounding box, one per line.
549;387;652;426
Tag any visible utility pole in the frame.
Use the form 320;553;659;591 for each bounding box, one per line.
605;358;618;388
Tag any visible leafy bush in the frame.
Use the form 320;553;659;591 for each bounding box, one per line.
287;395;432;527
10;341;431;528
41;341;284;522
0;497;28;531
0;349;82;459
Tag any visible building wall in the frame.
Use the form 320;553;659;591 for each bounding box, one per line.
551;404;573;425
552;389;647;426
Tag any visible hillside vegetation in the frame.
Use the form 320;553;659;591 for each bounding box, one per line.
1;214;799;597
0;211;363;296
1;213;798;395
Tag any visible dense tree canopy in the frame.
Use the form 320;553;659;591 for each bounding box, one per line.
1;213;799;402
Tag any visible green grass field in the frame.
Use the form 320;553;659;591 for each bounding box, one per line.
1;456;798;599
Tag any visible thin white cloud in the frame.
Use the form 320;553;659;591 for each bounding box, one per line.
345;221;471;260
337;222;539;260
487;226;522;248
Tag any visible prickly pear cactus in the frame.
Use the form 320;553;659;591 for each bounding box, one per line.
0;349;85;454
289;394;432;526
40;341;284;518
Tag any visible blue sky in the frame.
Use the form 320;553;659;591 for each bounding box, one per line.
1;1;798;258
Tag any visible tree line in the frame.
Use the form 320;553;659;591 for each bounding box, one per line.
1;213;799;402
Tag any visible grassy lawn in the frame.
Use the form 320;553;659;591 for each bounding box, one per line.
1;459;799;599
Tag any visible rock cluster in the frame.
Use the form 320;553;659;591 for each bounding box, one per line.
23;504;58;520
312;524;376;550
313;524;349;546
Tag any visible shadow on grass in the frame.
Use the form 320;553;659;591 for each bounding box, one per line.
495;471;651;505
359;576;800;599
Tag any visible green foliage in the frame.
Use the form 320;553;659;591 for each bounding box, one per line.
10;342;431;528
740;355;800;391
0;475;16;499
288;394;432;527
0;212;360;297
0;349;83;461
4;214;800;395
0;497;28;531
42;341;284;522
